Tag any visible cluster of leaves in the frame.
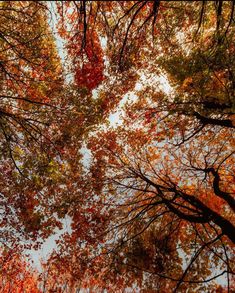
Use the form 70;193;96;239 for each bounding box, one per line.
0;246;39;292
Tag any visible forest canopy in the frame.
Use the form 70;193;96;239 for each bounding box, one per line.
0;1;234;292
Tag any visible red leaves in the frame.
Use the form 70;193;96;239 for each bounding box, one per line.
71;32;105;91
75;60;104;91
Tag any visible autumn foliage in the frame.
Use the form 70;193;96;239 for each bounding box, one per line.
0;249;39;293
72;31;105;91
0;1;235;292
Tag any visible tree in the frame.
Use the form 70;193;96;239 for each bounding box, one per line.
0;0;65;250
0;1;63;146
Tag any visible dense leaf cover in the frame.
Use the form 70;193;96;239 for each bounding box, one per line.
0;1;234;292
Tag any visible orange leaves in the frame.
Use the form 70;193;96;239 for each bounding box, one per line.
181;76;193;91
0;251;40;293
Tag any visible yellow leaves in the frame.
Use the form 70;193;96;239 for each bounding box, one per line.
32;175;41;187
14;146;24;159
46;160;63;182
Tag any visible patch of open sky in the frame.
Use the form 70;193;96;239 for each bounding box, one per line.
80;143;92;169
108;71;173;128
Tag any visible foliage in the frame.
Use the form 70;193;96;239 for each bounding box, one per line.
0;247;40;292
0;1;234;292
